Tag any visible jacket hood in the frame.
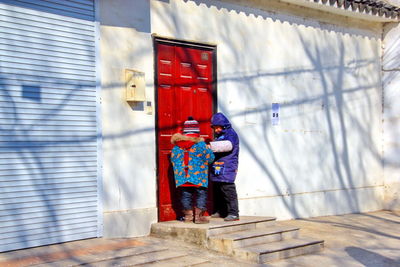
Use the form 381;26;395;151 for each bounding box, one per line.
211;113;231;129
171;133;204;145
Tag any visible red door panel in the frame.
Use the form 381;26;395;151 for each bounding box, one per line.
156;42;215;221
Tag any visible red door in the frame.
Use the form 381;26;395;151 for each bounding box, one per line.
156;41;215;221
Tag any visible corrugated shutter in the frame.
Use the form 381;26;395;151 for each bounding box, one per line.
0;0;100;252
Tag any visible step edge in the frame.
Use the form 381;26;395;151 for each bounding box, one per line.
233;228;300;242
258;241;324;263
209;227;300;241
208;218;276;230
235;238;324;255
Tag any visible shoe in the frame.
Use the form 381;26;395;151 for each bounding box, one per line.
211;212;221;218
194;207;209;224
224;214;239;221
183;209;194;223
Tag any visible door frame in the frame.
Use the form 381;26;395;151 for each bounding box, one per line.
153;35;218;221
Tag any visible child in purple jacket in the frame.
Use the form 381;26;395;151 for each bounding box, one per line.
209;113;240;221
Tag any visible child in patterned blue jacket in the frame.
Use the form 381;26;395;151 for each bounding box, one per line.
171;117;214;224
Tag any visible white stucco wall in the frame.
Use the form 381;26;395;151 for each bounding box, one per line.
99;0;157;237
383;22;400;211
151;0;384;220
99;0;387;237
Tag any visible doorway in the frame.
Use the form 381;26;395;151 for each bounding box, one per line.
155;37;216;221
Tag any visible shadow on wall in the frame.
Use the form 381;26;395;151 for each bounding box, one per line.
0;0;96;21
2;0;153;33
99;0;151;33
0;0;103;255
383;69;400;169
382;22;400;71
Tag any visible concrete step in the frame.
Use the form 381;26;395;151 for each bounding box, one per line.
208;225;300;255
150;217;324;264
233;237;324;263
135;255;210;267
207;217;276;236
151;216;276;247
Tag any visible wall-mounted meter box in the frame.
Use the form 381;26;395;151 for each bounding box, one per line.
125;69;146;101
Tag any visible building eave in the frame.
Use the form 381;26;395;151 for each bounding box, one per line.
281;0;400;22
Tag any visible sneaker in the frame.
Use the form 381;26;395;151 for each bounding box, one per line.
211;212;222;218
224;214;239;221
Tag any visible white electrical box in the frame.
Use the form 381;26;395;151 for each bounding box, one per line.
126;69;146;101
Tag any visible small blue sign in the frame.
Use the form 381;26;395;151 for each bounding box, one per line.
272;103;280;126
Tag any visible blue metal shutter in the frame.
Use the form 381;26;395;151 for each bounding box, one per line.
0;0;100;252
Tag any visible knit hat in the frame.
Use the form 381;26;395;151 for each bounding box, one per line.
183;116;200;134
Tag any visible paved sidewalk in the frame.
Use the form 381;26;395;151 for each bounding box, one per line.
268;210;400;267
0;210;399;266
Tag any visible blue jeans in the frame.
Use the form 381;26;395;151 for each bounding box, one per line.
180;187;208;210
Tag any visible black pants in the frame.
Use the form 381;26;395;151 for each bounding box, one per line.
213;182;239;217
